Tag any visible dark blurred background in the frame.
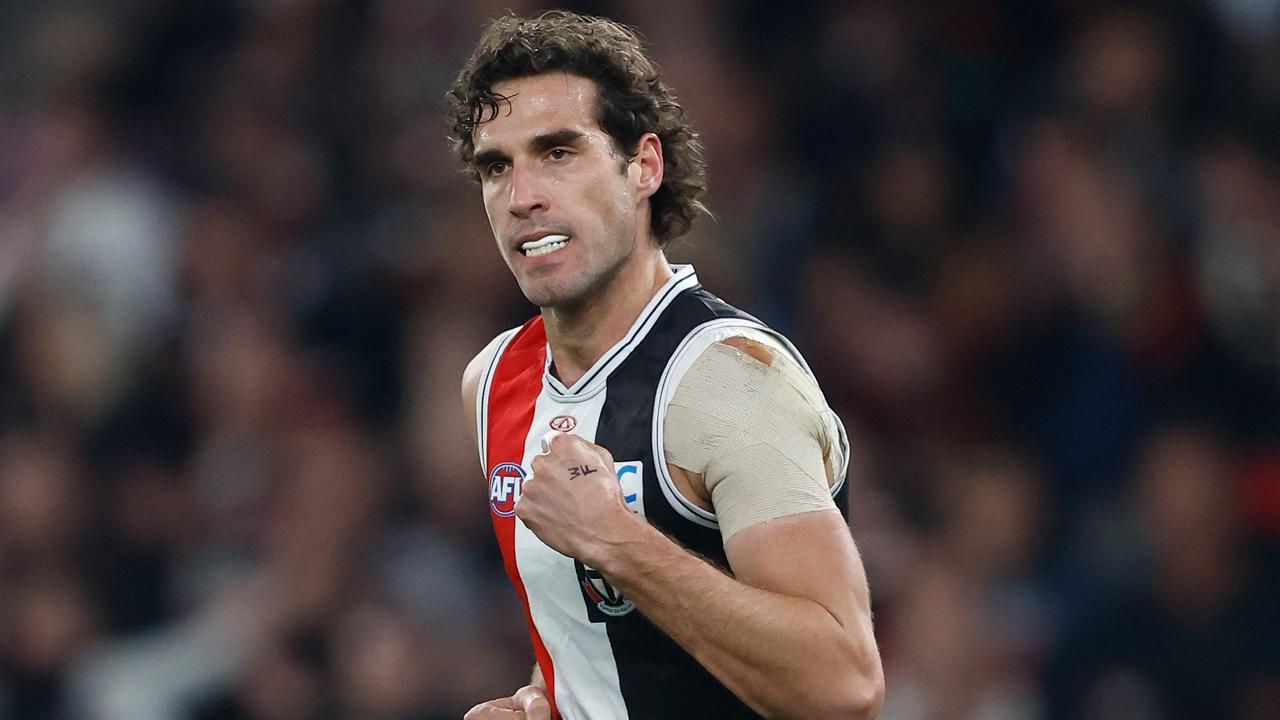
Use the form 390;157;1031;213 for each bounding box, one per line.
0;0;1277;718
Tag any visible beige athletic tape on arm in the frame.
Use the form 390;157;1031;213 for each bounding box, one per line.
664;340;839;542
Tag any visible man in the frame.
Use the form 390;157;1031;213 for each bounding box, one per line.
450;11;883;720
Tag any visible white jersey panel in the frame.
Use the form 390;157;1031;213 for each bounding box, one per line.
514;386;629;720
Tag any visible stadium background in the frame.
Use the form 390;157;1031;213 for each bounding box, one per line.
0;0;1278;718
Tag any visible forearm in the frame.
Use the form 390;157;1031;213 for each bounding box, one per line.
591;518;881;719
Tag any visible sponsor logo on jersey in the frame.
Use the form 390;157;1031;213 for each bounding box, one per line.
576;560;635;617
615;461;644;515
549;414;577;432
488;462;525;517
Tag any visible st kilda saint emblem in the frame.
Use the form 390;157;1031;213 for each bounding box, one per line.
574;559;635;619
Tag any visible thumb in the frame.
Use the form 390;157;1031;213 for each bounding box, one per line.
540;430;563;453
463;696;520;719
514;685;552;720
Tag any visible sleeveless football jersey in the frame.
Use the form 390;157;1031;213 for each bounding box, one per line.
476;265;850;719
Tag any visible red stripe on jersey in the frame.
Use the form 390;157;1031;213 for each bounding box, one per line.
486;317;559;718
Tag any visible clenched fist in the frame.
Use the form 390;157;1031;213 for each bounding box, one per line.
516;431;642;567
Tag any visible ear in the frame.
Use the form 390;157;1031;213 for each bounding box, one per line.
630;132;664;201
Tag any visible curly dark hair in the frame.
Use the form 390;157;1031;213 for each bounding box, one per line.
446;11;709;246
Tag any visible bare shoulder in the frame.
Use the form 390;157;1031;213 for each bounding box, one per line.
461;332;512;439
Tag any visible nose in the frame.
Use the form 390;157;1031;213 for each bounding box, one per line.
508;162;548;218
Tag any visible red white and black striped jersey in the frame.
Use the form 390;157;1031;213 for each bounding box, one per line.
477;266;850;719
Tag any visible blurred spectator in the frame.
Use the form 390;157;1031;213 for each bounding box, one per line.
1044;423;1280;720
878;447;1052;720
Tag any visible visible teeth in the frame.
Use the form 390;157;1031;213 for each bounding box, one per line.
521;234;569;257
526;240;567;257
521;234;569;250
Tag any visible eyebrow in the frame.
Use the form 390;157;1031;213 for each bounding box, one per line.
472;129;586;172
530;129;584;153
471;147;509;172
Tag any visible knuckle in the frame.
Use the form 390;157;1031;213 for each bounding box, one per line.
546;429;576;451
514;494;536;521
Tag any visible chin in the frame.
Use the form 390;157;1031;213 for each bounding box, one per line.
519;280;582;310
519;279;570;307
517;257;624;310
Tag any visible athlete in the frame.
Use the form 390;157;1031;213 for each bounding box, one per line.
450;11;883;720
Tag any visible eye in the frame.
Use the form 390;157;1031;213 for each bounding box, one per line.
548;148;571;161
484;161;509;178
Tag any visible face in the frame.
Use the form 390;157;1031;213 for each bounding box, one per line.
471;73;656;309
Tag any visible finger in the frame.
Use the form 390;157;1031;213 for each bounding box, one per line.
513;477;536;521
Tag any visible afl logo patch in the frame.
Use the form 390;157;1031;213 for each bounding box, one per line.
550;415;577;432
488;462;525;517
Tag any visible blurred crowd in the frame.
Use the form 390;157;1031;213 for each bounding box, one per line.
0;1;1277;719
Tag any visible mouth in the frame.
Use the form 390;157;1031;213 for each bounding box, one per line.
519;233;570;258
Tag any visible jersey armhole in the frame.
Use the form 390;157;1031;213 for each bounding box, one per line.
476;327;521;474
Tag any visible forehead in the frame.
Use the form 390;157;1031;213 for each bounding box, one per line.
473;73;602;148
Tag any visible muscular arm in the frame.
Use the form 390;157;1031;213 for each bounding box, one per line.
647;336;880;717
522;339;884;719
595;509;882;719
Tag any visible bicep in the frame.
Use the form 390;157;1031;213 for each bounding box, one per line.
724;509;871;626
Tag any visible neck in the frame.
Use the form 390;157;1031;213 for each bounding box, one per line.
543;251;673;387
